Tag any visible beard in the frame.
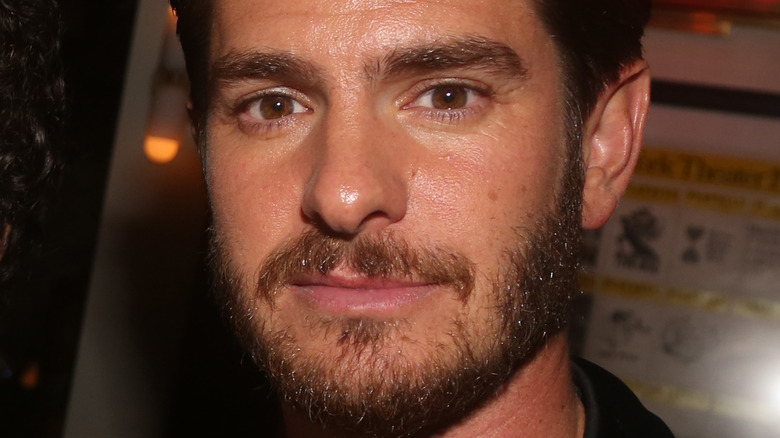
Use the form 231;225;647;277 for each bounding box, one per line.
208;152;584;437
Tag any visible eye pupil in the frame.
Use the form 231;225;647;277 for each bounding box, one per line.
259;96;294;119
432;86;467;110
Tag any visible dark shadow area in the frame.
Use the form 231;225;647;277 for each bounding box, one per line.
652;79;780;118
164;271;282;438
0;1;138;436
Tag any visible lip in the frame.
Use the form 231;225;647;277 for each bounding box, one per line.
290;271;437;313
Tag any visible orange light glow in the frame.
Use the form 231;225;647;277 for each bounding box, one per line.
654;0;780;14
650;9;733;34
20;363;39;389
144;136;180;164
689;12;729;34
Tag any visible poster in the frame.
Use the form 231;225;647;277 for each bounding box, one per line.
580;147;780;437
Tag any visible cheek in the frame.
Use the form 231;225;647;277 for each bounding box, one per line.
407;114;565;265
416;124;562;219
206;147;303;270
493;120;564;192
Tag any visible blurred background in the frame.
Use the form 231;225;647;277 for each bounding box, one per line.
0;0;778;437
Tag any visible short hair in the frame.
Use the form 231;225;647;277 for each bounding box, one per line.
169;0;211;134
533;0;651;140
171;0;650;135
0;0;64;282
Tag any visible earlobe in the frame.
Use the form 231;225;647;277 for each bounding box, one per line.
581;60;650;230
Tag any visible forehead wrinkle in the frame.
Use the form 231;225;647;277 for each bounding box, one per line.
380;36;528;80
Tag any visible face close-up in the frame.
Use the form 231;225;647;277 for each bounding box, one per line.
204;0;602;435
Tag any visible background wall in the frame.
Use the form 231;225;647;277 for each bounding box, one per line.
580;18;780;438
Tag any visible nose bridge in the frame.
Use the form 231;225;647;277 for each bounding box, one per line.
302;95;408;235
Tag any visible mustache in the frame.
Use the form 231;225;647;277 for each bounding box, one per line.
254;230;476;303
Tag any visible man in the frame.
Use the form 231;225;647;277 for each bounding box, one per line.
0;0;63;282
171;0;673;436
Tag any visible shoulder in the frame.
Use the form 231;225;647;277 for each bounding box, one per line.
572;357;675;438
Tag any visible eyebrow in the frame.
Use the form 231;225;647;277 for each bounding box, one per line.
211;50;320;90
209;36;527;92
381;36;528;80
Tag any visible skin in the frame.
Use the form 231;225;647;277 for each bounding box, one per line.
203;0;650;436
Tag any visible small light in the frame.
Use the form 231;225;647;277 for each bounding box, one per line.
144;136;180;164
143;10;189;165
20;363;39;389
144;83;187;164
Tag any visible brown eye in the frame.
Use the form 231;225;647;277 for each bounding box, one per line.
258;96;296;119
430;86;468;110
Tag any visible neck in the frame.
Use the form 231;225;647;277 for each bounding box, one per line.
281;333;585;438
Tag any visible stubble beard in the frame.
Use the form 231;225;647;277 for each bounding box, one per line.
209;153;584;437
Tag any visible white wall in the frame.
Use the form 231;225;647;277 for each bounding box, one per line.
644;23;780;161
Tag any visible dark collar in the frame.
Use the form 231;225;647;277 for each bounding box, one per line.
571;357;675;438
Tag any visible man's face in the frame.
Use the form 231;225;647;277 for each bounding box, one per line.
205;0;581;434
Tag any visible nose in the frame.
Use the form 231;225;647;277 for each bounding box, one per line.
301;110;409;236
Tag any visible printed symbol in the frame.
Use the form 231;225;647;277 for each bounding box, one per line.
662;316;717;364
682;225;704;264
599;309;650;362
615;208;661;273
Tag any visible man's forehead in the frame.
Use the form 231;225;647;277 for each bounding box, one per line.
212;0;521;24
215;0;430;17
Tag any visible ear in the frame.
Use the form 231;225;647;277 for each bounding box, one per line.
581;60;650;230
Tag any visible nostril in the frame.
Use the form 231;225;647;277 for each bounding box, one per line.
301;208;323;227
300;203;365;235
300;204;397;236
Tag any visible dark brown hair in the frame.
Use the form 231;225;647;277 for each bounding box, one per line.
0;0;64;282
169;0;211;134
534;0;651;144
